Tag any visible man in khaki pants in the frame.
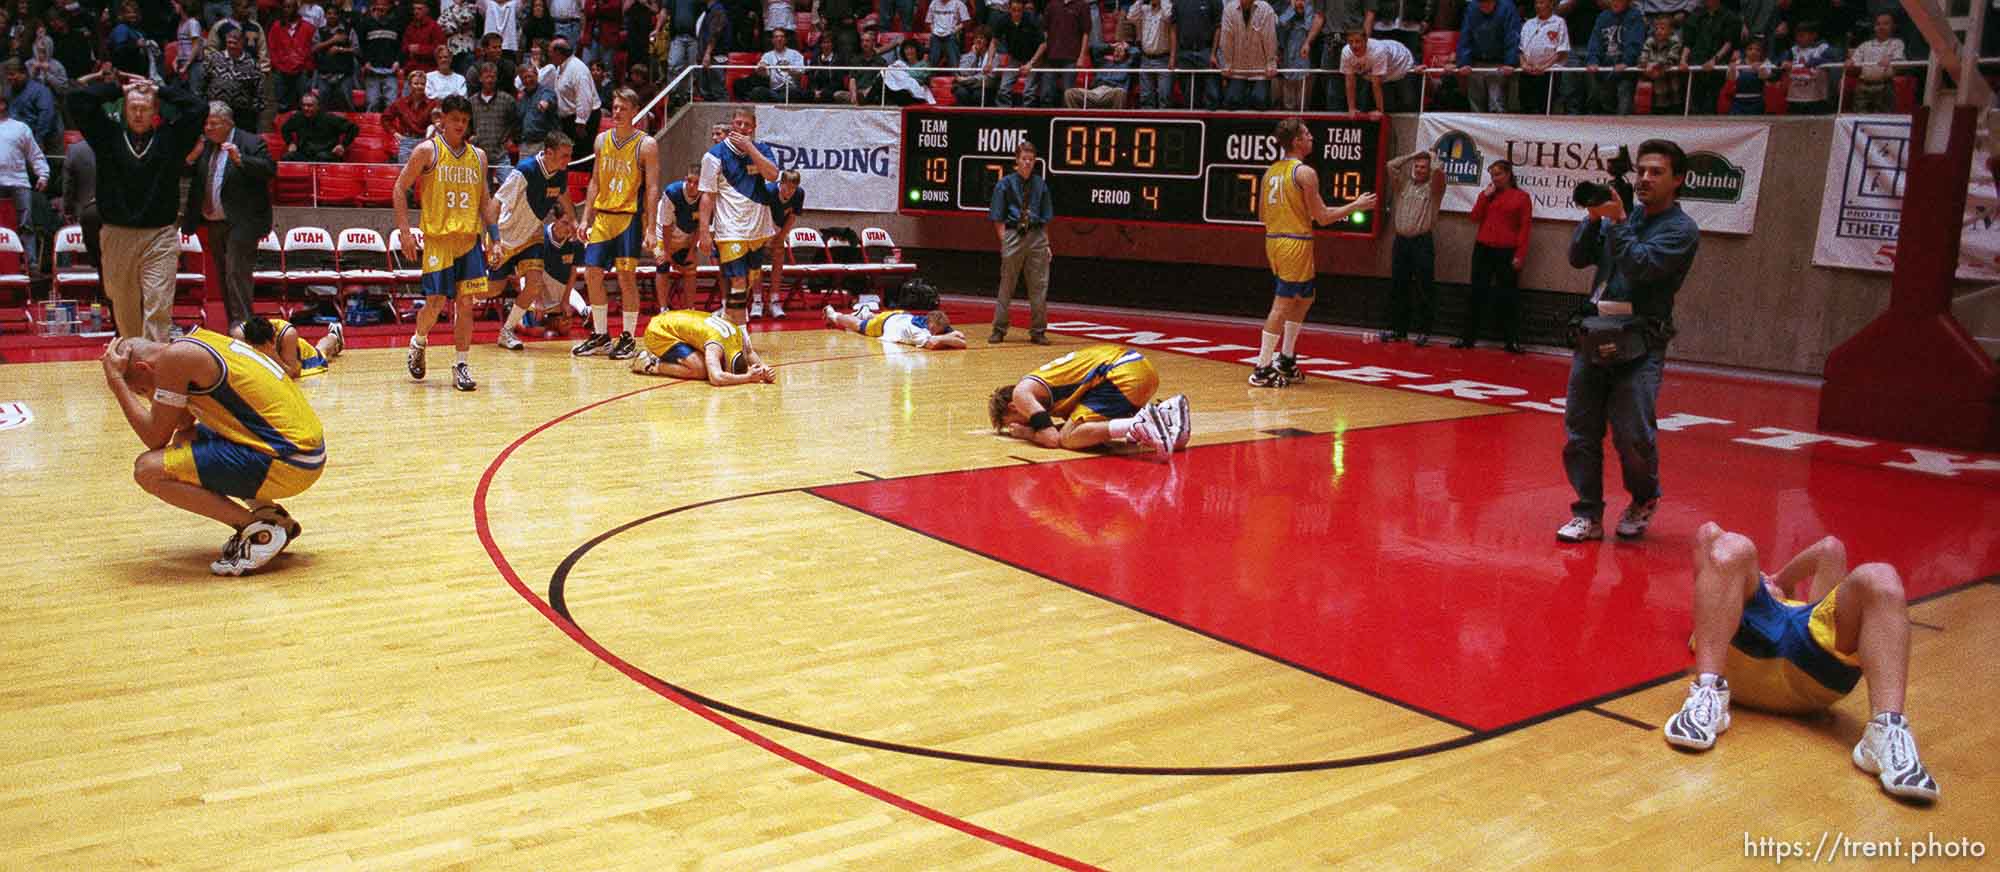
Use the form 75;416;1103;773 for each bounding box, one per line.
987;140;1053;344
67;70;208;340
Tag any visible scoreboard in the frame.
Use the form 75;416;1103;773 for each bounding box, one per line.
898;108;1386;237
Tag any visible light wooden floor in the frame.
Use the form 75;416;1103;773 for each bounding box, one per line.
1;327;1994;870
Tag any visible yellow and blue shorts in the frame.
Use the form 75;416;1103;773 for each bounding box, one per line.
858;311;900;337
296;337;328;378
1720;582;1862;714
715;235;771;280
585;211;643;272
1266;234;1316;298
163;424;325;501
420;236;491;300
489;238;545;282
1047;358;1160;425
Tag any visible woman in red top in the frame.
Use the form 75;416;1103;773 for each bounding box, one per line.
1457;159;1532;353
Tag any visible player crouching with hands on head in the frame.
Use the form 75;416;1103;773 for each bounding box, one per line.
630;291;777;385
988;344;1191;456
1663;522;1939;803
823;304;968;349
102;328;325;576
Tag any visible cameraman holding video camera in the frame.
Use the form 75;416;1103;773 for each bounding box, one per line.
990;140;1055;344
1556;138;1699;544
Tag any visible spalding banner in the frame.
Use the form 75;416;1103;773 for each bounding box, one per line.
1414;114;1769;234
755;107;901;213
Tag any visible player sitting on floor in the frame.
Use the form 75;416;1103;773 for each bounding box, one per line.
822;304;968;349
630;292;778;386
987;344;1191;456
233;316;344;380
1663;522;1940;803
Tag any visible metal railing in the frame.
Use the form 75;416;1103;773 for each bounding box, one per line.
649;56;2000;116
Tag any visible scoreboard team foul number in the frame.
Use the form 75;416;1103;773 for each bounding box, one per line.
898;108;1386;237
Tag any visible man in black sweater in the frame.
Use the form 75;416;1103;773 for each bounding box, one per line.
68;71;209;341
280;92;360;161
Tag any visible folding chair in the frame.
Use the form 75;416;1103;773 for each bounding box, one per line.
0;227;29;297
173;231;210;331
283;227;342;323
387;228;428;320
52;224;100;301
252;231;289;317
336;227;399;323
784;226;840;304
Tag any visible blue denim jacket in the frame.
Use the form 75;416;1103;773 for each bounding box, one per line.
1568;201;1699;327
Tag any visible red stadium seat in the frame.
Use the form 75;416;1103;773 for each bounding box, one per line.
315;164;364;206
568;172;591;204
349;134;391;163
361;164;401;207
1894;75;1917;113
63;129;83;148
930;74;957;105
1633;80;1653;114
276;162;317;206
724;51;760;96
1764;79;1788;114
263;132;288;159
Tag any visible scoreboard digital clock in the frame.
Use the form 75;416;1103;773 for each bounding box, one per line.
899;108;1385;237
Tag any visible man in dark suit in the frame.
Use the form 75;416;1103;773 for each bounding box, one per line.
181;101;275;327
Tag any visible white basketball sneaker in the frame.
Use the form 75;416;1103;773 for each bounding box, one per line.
1663;676;1730;751
1158;394;1192;451
211;521;291;576
1853;712;1940;801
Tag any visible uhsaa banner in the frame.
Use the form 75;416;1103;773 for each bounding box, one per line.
1811;115;2000;280
755;107;900;213
1413;114;1768;234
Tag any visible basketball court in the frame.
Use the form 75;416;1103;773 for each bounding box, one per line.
0;299;1994;869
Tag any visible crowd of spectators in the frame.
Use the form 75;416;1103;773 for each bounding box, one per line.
0;0;1936;176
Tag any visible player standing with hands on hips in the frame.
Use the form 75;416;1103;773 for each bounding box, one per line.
1249;117;1377;388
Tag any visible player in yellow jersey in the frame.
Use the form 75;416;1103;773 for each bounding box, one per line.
572;88;663;361
986;344;1190;456
1249;117;1378;389
1662;522;1940;803
630;292;776;385
232;316;344;380
822;305;967;349
393;95;496;392
100;330;326;576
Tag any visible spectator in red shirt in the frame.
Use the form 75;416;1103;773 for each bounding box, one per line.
267;0;318;112
403;2;449;73
1456;159;1532;353
384;69;437;162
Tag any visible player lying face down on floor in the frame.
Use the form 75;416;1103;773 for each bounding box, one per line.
987;344;1191;455
629;292;778;385
821;304;968;349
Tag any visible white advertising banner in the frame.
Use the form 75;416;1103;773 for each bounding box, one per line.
1414;114;1769;234
754;107;901;212
1812;115;2000;280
